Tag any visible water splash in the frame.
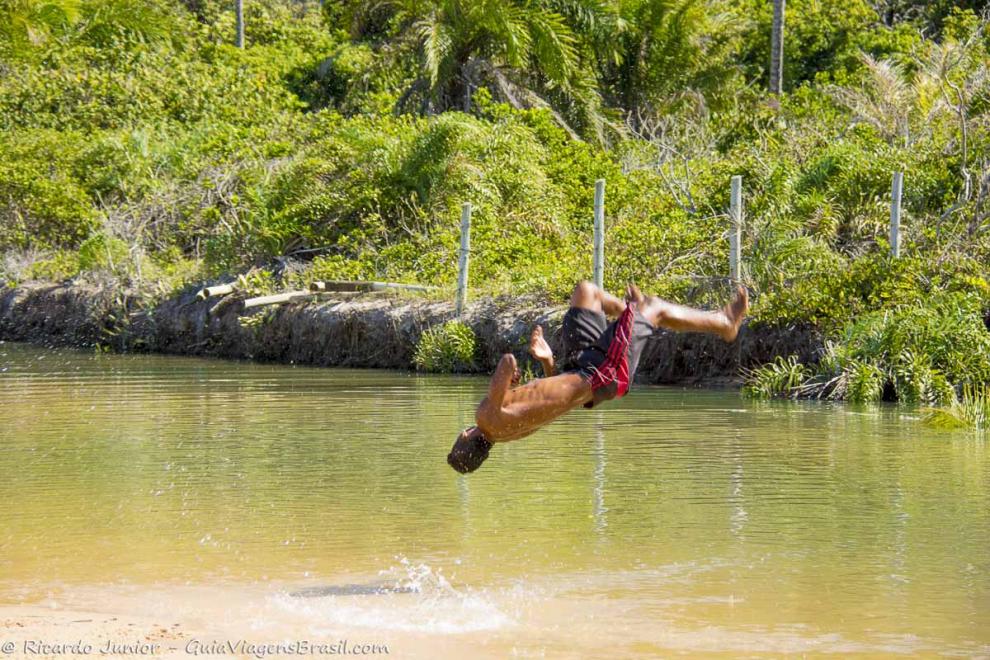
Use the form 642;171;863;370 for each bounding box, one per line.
273;558;515;634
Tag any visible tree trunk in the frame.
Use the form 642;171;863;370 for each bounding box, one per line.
769;0;785;95
235;0;244;48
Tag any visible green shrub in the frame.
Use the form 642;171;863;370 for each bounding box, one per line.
924;385;990;430
742;356;808;399
0;130;99;250
23;251;82;283
732;0;878;90
78;233;131;273
746;293;990;404
413;321;477;373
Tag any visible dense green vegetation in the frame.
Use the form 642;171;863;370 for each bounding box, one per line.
1;0;989;401
413;320;477;373
744;291;990;403
924;384;990;428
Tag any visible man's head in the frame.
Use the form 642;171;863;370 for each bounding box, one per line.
447;426;492;474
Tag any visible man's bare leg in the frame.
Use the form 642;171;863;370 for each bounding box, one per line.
632;283;749;342
567;279;748;340
570;280;626;316
528;325;555;377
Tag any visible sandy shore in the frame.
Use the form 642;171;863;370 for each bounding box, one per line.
0;604;450;659
3;575;986;659
0;592;500;659
0;606;192;658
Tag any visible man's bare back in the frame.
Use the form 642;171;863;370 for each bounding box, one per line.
447;281;748;473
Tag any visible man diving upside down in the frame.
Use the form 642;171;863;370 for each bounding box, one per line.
447;280;749;473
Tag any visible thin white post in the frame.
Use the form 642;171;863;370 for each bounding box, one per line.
890;171;903;258
729;175;742;281
455;203;472;316
235;0;245;48
593;179;605;289
769;0;785;95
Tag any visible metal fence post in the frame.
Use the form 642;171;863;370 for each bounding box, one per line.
890;171;903;258
593;179;605;289
455;203;472;316
729;175;742;281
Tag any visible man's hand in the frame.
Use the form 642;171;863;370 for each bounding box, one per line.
488;353;518;408
625;282;645;305
529;325;555;378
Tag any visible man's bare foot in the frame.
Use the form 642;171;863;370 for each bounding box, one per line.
625;282;645;305
720;285;749;342
529;325;553;362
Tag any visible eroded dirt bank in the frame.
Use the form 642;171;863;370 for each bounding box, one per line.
0;282;823;385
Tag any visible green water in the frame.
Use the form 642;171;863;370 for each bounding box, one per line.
1;341;988;655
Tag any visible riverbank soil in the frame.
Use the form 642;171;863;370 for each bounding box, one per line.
0;281;822;385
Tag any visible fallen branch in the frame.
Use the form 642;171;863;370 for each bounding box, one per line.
309;280;436;293
196;283;236;301
243;291;315;309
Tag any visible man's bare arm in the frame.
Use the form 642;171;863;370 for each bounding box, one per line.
487;353;518;409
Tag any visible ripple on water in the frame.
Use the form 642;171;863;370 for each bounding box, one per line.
1;343;989;654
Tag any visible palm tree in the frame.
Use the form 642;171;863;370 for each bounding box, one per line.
602;0;738;122
74;0;177;48
1;0;178;57
0;0;79;59
827;53;932;146
344;0;618;141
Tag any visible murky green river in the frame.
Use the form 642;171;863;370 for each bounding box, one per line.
1;341;988;656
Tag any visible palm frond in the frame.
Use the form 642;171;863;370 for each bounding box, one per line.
542;0;626;64
0;0;79;57
828;53;916;144
523;6;578;85
413;11;451;87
